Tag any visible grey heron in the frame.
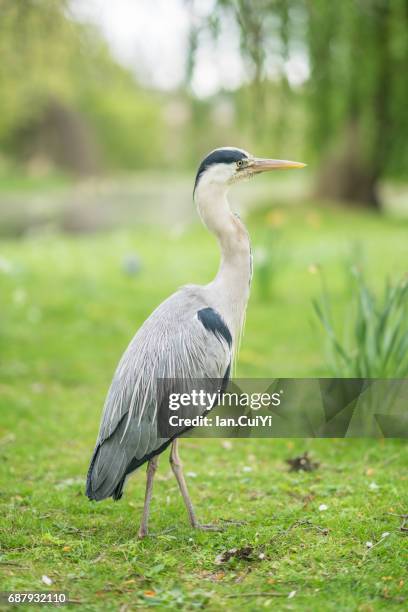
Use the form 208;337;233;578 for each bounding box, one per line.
86;147;305;537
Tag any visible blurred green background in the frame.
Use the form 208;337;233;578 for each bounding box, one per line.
1;1;408;609
1;0;407;371
1;0;407;203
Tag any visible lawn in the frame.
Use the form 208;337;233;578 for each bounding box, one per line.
0;194;407;610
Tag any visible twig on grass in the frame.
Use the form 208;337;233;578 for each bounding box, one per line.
225;591;286;598
269;518;328;544
219;518;248;526
362;531;394;563
150;527;177;536
387;512;408;532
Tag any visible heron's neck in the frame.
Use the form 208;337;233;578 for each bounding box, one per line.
195;182;252;339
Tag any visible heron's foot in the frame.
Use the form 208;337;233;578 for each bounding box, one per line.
193;523;225;532
138;527;148;539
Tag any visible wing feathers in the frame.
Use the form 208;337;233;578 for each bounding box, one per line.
86;288;232;501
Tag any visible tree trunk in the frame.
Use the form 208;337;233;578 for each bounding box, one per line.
315;120;380;210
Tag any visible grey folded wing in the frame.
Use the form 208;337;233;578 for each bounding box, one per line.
86;287;232;500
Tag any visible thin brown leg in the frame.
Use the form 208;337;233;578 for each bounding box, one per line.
170;439;198;527
138;455;159;538
170;439;223;531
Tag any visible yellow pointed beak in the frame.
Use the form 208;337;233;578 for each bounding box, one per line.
252;158;306;173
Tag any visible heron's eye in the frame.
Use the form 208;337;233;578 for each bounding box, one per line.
236;160;245;169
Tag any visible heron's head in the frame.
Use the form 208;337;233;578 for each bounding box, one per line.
193;147;305;196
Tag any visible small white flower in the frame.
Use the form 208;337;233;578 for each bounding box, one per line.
381;532;390;538
222;440;232;450
369;482;379;491
318;504;328;512
366;541;373;549
42;575;52;586
288;590;296;599
186;471;197;478
242;466;252;473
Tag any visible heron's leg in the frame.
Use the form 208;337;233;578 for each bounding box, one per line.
138;455;159;538
170;439;223;531
170;439;199;528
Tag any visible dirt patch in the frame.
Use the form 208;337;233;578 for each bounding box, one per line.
286;451;319;472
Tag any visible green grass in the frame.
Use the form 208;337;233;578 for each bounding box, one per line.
0;201;407;610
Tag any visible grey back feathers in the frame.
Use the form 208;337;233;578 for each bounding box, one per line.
86;285;232;501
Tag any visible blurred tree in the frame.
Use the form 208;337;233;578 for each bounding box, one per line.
0;0;76;140
308;0;408;208
210;0;408;209
0;0;165;174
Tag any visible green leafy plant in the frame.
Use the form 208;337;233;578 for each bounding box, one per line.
313;266;408;377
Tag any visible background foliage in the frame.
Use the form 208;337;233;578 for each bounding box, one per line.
212;0;408;206
1;0;406;208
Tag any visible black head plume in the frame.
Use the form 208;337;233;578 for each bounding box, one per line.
193;147;249;194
